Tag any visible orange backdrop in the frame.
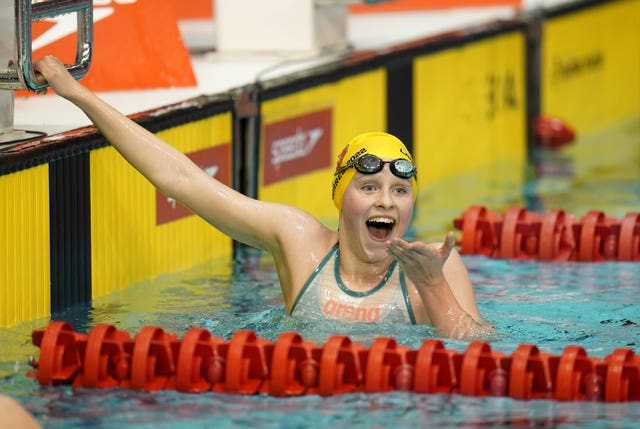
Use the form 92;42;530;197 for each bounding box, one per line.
19;0;195;96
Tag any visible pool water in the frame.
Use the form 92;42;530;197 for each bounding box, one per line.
2;255;640;428
1;120;639;428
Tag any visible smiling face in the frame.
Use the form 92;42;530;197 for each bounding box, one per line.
339;162;415;262
332;132;417;211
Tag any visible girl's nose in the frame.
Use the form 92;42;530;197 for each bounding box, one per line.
375;187;394;209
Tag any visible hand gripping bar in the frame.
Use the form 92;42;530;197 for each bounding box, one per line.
2;0;93;91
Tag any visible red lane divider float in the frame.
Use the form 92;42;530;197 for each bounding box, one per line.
28;322;640;401
453;206;640;261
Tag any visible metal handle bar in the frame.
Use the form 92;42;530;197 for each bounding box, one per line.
2;0;93;91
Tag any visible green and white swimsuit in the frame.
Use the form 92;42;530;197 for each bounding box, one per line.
289;244;417;324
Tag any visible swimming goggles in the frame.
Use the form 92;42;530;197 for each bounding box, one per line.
335;154;417;179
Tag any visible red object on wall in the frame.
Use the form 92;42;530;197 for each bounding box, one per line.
535;115;576;149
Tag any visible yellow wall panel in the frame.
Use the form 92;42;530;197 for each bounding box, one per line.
414;32;528;188
542;0;640;133
259;70;387;225
0;166;50;327
90;115;233;298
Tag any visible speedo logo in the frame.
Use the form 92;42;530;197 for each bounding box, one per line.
32;0;136;51
270;127;324;168
262;108;332;185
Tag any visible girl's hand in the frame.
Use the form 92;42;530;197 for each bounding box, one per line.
387;232;456;288
32;55;82;99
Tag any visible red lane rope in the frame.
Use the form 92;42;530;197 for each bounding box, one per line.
453;206;640;261
28;321;640;401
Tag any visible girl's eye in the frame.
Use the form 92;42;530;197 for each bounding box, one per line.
393;186;408;195
362;184;376;192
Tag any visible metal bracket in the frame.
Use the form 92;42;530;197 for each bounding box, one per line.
0;0;93;92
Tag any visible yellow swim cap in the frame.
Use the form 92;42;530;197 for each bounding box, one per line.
331;132;417;210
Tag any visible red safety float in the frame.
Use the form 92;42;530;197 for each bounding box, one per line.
317;335;363;396
453;206;640;262
453;206;499;257
27;323;640;403
496;207;537;260
73;324;131;389
617;213;640;261
267;332;320;397
572;211;619;262
538;210;575;261
603;349;640;402
551;345;598;401
123;326;178;391
362;337;412;392
215;330;271;395
455;342;504;397
174;328;225;393
29;321;86;386
412;339;457;394
503;344;552;400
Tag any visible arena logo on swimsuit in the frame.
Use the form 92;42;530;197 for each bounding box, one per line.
323;299;380;322
156;144;231;225
262;109;332;185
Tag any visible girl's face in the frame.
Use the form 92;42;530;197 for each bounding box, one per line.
339;162;415;262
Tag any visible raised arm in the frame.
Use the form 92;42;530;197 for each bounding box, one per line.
33;56;296;251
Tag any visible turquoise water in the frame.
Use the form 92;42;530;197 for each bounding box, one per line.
1;120;639;428
2;255;640;428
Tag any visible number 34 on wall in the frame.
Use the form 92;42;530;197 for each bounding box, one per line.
485;70;519;120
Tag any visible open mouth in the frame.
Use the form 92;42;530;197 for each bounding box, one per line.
366;216;395;241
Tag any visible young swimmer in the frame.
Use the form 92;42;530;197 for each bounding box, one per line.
33;55;492;339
